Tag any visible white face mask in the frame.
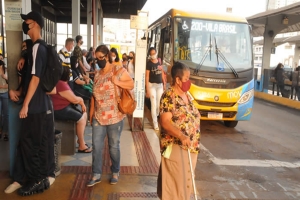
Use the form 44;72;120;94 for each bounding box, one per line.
112;56;116;61
150;54;157;60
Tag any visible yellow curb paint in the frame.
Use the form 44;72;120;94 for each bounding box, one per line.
254;91;300;110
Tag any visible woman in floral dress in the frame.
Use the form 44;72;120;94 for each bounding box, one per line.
157;62;201;200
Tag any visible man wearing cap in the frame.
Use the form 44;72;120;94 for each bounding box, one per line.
15;11;54;196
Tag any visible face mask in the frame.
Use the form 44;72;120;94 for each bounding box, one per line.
97;59;106;69
22;22;30;34
111;57;116;61
128;56;133;60
80;41;83;45
21;49;27;58
179;80;191;92
150;54;157;60
122;57;127;61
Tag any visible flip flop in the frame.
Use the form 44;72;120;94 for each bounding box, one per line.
78;147;92;153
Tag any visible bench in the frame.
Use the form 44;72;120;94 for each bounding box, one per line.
54;120;76;155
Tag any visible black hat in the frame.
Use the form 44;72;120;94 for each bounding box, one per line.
20;11;44;29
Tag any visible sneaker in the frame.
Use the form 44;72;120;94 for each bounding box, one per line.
110;173;119;185
18;181;44;196
4;182;22;193
87;177;101;187
154;127;159;131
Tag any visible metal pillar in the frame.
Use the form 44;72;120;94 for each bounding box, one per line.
87;0;92;48
99;8;103;44
98;7;101;45
92;0;97;48
72;0;80;39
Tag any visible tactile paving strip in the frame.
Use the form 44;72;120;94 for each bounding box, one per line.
62;123;159;175
66;118;159;200
107;192;158;200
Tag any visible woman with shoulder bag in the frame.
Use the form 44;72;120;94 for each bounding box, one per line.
87;45;134;186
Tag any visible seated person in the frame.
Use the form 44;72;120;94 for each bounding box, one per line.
51;66;92;153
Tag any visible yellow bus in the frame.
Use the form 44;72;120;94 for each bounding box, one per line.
148;9;254;127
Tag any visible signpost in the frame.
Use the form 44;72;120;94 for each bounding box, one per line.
130;11;148;131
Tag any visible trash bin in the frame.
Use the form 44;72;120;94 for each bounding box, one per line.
54;130;62;177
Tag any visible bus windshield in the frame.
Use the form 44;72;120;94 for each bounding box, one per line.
174;18;252;73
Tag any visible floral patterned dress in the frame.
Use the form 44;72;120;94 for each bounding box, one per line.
159;87;201;154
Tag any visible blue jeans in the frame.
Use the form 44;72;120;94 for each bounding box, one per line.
0;92;8;134
92;118;123;175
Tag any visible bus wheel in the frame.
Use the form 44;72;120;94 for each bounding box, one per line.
224;121;238;128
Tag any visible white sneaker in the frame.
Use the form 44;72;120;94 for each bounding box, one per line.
49;177;55;186
4;182;21;193
154;127;159;131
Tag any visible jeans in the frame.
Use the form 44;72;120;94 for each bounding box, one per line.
92;118;123;175
149;83;163;128
0;92;8;134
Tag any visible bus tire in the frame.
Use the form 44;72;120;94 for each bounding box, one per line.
224;121;238;128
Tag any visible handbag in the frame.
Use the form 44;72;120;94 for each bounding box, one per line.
113;67;136;115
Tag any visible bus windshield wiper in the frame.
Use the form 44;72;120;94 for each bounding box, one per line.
214;37;239;78
194;34;212;75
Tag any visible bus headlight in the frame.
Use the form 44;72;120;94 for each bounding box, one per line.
237;89;254;104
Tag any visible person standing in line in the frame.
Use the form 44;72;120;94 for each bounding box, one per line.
72;35;89;83
295;66;300;101
274;63;289;98
127;51;135;80
110;47;122;66
146;47;165;131
0;58;8;141
121;53;128;70
87;45;133;187
157;62;201;200
16;11;55;196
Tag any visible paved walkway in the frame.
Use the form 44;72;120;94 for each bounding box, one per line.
0;111;162;200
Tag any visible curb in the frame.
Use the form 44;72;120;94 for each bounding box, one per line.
254;91;300;110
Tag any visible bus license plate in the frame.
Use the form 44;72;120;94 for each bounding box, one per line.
208;112;223;119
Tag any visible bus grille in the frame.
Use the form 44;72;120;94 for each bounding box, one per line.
196;100;236;107
200;111;237;118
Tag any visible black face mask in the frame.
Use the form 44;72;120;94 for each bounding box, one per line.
97;59;106;69
128;56;133;60
21;49;27;57
122;57;127;61
22;22;30;34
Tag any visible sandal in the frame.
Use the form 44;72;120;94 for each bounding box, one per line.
78;147;92;153
77;140;89;147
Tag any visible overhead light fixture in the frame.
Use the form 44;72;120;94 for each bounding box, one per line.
282;15;288;25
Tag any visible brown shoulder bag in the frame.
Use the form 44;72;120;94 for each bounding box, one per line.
114;67;137;115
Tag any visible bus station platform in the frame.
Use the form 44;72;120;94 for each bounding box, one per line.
0;109;162;200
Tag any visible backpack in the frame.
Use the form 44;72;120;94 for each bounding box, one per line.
36;40;63;92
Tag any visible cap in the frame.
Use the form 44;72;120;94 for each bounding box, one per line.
20;11;44;29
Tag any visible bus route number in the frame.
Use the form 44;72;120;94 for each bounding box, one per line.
191;21;236;34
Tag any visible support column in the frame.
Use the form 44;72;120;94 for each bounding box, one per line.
87;0;92;48
99;15;103;44
92;0;97;48
292;43;300;70
72;0;80;39
97;8;103;44
21;0;31;40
